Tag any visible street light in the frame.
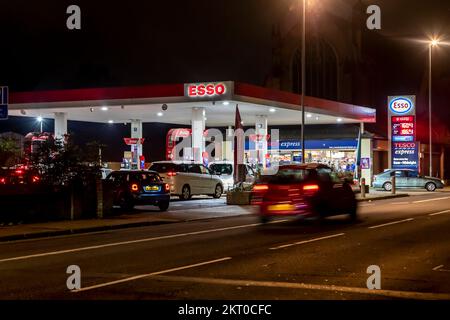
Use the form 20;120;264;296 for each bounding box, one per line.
428;38;440;176
37;116;43;133
300;0;306;163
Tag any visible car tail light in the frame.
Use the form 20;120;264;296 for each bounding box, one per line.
0;177;6;184
15;169;24;175
32;176;40;183
253;184;269;191
131;183;139;191
167;172;177;177
164;183;170;192
303;184;319;192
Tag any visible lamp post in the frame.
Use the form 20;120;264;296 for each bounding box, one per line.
37;116;43;133
300;0;306;164
429;39;439;177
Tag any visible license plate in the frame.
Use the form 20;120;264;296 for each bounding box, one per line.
267;204;295;212
145;185;160;191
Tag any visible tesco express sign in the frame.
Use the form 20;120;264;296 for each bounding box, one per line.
187;83;226;98
389;97;413;115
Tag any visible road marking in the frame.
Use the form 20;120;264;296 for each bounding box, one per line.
269;233;345;250
0;220;287;263
413;196;450;204
429;210;450;216
149;275;450;300
390;202;410;205
73;257;232;293
368;218;414;229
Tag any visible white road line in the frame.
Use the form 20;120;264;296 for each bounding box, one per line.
390;202;410;205
368;218;414;229
433;265;444;271
429;210;450;216
73;257;232;293
413;196;450;204
0;220;287;263
269;233;345;250
149;275;450;300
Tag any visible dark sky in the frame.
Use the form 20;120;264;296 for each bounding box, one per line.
0;0;450;158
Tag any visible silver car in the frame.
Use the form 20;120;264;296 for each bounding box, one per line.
373;169;445;192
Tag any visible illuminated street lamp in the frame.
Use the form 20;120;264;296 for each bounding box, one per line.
428;38;440;176
37;116;43;133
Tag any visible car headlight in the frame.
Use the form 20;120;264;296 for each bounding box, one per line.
441;180;445;185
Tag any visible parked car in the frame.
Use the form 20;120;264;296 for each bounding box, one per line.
149;161;224;200
373;169;445;192
252;163;357;223
208;161;256;190
106;170;170;211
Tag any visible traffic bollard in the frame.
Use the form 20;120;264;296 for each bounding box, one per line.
391;175;396;194
360;178;366;198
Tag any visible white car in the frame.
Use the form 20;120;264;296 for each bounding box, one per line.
208;161;256;191
149;161;224;200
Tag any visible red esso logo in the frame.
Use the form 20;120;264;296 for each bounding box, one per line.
188;83;226;97
390;98;413;114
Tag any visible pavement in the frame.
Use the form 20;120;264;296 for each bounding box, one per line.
0;188;448;242
0;191;449;299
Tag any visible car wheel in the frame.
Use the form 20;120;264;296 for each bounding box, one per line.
260;216;271;224
212;184;223;199
158;201;170;212
119;193;134;211
383;182;392;192
180;185;191;200
349;199;358;221
425;182;436;192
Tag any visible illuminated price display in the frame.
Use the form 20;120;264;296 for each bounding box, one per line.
392;116;415;137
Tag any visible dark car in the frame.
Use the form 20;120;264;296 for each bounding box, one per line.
0;167;41;185
106;170;170;211
252;164;357;223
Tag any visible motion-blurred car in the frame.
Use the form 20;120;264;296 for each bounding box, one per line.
252;163;357;223
149;161;223;200
0;167;41;185
373;169;444;192
106;170;170;211
208;161;256;191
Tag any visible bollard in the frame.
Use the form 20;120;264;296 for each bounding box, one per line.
360;178;366;198
391;175;396;194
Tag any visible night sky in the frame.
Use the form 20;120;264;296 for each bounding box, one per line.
1;0;450;160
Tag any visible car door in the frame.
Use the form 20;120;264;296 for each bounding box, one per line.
394;170;408;188
406;170;421;188
199;164;215;193
186;164;203;195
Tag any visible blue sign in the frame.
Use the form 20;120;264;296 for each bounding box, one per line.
245;139;358;151
0;86;8;120
392;135;414;142
392;142;419;170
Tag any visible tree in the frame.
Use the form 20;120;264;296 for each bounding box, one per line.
0;136;21;167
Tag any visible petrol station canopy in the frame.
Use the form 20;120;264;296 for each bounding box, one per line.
8;81;376;126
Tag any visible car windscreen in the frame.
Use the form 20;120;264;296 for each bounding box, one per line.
210;164;232;175
149;163;183;173
259;168;310;184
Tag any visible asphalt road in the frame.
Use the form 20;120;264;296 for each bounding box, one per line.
0;192;449;300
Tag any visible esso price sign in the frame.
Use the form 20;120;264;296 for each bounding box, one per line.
187;83;226;98
389;97;413;115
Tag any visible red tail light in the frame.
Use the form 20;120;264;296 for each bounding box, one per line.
131;183;139;191
253;184;269;191
303;184;319;192
0;177;6;184
167;172;177;177
164;183;170;192
15;169;23;175
32;176;40;183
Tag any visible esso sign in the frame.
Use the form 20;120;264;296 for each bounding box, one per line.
389;98;413;114
187;83;226;97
